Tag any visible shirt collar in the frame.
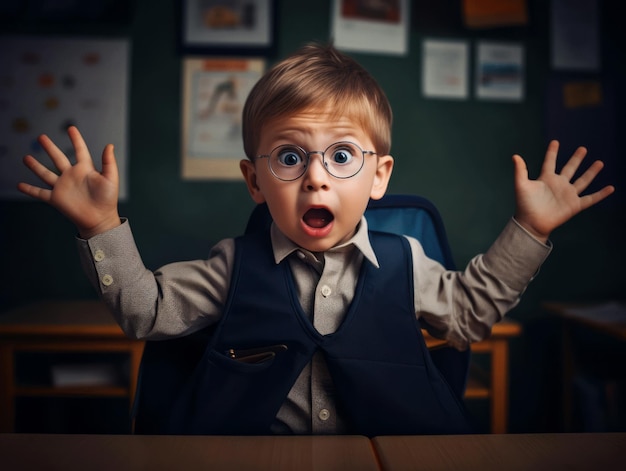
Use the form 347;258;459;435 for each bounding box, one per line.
270;216;380;268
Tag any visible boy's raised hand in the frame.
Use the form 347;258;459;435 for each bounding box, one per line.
513;140;615;243
17;126;121;239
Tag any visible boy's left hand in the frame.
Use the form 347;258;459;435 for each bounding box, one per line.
513;140;615;243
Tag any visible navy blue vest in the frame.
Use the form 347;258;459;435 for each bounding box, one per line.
163;230;471;436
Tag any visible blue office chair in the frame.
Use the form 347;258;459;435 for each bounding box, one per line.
133;194;469;433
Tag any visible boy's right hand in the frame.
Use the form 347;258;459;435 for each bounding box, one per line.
17;126;121;239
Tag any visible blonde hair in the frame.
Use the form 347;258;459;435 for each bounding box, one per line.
242;42;392;159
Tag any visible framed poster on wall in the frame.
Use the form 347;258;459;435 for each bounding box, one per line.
331;0;409;56
181;57;264;180
475;41;524;102
181;0;274;54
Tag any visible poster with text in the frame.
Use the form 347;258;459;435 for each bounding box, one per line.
181;57;264;180
475;41;524;101
422;39;469;100
332;0;409;56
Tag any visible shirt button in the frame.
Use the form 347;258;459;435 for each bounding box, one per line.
94;249;105;262
320;285;332;297
101;274;113;286
318;409;330;421
297;251;306;260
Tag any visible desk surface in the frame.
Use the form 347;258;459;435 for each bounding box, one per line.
373;433;626;471
0;434;379;471
543;301;626;341
422;316;521;348
0;300;121;337
2;433;625;471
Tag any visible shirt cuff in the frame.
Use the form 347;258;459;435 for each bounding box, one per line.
75;218;143;293
482;218;552;292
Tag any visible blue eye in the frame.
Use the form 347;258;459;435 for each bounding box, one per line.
331;148;354;165
277;148;304;167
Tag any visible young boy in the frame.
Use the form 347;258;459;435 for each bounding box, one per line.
18;43;614;436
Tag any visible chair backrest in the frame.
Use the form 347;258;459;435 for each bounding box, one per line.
246;194;469;398
364;194;456;269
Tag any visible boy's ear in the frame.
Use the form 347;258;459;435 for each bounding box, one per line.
240;159;266;204
370;154;394;200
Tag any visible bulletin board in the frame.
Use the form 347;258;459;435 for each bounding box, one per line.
0;36;130;200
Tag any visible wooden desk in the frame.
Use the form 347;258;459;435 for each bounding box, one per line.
424;318;522;434
372;433;626;471
542;301;626;431
0;300;145;433
543;301;626;341
1;433;624;471
0;434;378;471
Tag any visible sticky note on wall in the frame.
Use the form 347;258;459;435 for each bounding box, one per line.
563;81;603;108
462;0;528;28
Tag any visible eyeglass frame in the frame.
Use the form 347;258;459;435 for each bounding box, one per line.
254;141;378;181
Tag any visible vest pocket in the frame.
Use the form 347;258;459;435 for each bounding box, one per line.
166;345;292;434
224;343;288;364
207;348;277;372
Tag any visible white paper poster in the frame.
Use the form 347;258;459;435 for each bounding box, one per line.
183;0;273;48
332;0;409;56
422;39;469;100
0;36;130;200
181;57;265;180
475;41;524;102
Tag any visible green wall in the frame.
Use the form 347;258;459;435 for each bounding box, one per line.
2;0;623;311
1;0;624;431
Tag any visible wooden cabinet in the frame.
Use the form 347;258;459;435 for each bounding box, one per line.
0;301;144;433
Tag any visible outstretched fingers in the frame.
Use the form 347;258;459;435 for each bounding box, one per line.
539;140;560;176
16;180;52;202
579;184;616;211
512;153;529;188
540;140;589;181
560;145;615;207
21;154;59;188
37;133;73;173
36;126;95;174
571;159;605;194
559;145;588;181
564;150;615;210
100;143;119;184
66;126;94;166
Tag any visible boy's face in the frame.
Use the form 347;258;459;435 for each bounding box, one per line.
240;109;394;252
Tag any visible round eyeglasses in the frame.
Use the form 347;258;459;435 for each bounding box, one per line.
255;141;377;181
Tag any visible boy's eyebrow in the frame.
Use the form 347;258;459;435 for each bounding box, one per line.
269;130;306;141
267;127;364;144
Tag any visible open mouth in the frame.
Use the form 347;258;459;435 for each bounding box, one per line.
303;207;334;228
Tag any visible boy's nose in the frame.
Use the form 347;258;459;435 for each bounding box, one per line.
302;153;329;190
